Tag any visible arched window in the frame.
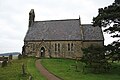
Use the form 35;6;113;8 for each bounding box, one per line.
68;43;70;51
55;43;57;51
58;43;60;52
33;44;35;51
71;43;74;51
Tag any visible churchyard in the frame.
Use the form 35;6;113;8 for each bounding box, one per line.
0;55;120;80
41;58;120;80
0;56;46;80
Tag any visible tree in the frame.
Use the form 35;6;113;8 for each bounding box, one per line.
93;0;120;56
115;0;120;4
93;0;120;37
105;40;120;62
18;54;22;60
81;45;111;73
82;45;106;63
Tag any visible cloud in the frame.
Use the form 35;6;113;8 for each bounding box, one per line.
0;0;115;53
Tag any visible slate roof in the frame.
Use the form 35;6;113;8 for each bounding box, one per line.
24;19;104;41
82;24;104;40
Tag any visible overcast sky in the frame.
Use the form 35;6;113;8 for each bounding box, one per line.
0;0;117;53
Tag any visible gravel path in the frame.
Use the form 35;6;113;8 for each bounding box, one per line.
35;59;61;80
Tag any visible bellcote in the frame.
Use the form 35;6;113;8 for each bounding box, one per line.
29;9;35;27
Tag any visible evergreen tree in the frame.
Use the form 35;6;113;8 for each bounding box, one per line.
82;45;105;64
81;45;111;73
93;0;120;56
115;0;120;4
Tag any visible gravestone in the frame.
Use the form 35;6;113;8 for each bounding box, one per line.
29;75;32;80
22;63;26;75
9;54;12;60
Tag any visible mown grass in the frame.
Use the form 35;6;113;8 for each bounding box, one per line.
0;58;29;80
41;58;120;80
27;58;46;80
0;57;46;80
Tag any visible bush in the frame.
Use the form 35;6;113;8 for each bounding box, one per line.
18;54;22;60
81;45;111;73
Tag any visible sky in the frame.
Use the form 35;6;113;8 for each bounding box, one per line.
0;0;117;53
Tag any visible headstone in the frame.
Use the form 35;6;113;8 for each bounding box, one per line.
9;54;12;60
22;63;25;75
29;75;32;80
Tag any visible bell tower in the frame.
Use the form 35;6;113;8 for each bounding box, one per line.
29;9;35;27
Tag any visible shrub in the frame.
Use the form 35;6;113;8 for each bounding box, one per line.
81;45;111;73
18;54;22;60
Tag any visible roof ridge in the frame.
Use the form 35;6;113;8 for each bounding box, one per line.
35;19;79;22
81;24;92;25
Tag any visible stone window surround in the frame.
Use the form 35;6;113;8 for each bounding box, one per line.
54;43;60;52
54;43;74;52
68;43;74;51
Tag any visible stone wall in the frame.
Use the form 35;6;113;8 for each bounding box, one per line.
23;40;103;58
83;41;104;48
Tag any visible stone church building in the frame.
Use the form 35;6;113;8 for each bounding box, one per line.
23;9;104;58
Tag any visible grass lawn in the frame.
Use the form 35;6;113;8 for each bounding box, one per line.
0;58;29;80
0;57;46;80
41;58;120;80
27;58;46;80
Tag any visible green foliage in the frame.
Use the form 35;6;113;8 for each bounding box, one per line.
93;0;120;38
93;0;120;57
105;41;120;62
18;54;22;60
105;41;120;55
0;58;29;80
81;45;105;63
81;45;112;73
115;0;120;4
41;58;120;80
0;58;46;80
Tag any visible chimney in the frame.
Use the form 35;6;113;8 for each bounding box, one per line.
29;9;35;27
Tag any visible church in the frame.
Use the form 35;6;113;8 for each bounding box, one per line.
22;9;104;58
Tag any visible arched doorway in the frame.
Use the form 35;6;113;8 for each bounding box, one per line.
40;47;45;57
